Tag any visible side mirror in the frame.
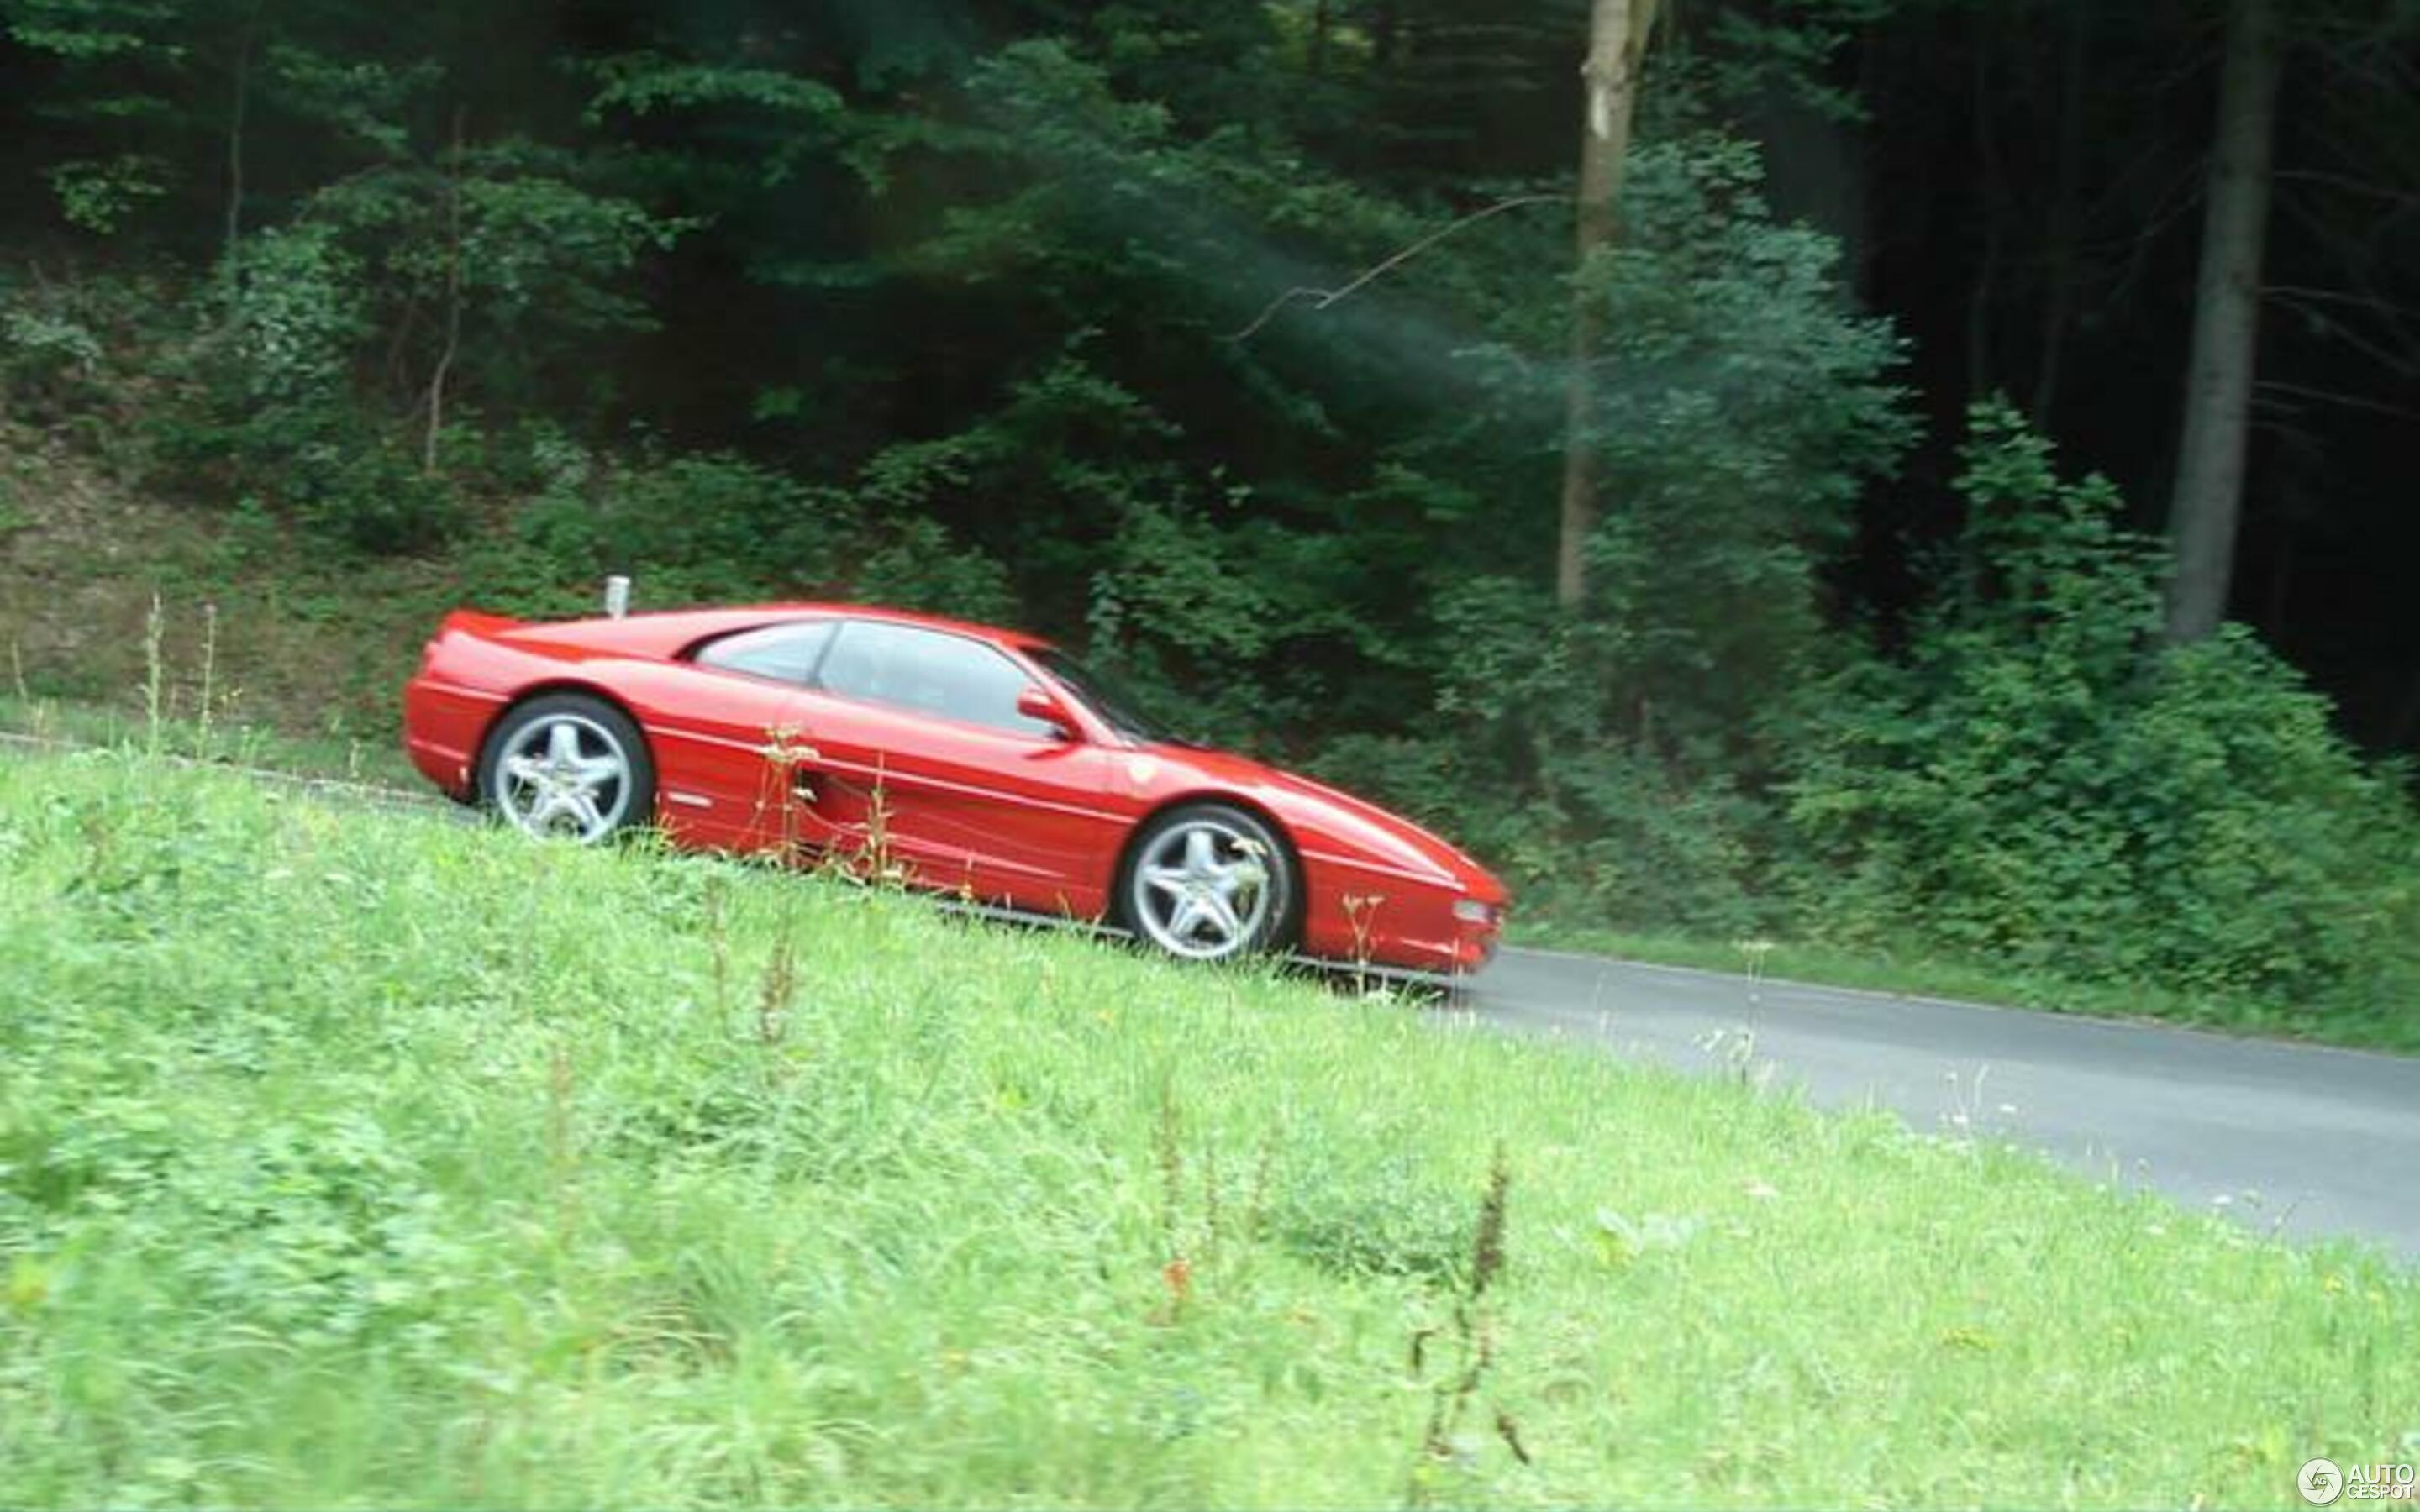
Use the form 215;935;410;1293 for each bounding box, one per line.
1017;685;1079;740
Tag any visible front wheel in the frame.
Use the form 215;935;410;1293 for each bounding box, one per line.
477;693;655;845
1121;803;1297;963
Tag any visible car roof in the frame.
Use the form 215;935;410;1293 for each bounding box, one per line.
744;601;1056;654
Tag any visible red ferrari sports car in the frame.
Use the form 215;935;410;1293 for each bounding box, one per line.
402;599;1507;974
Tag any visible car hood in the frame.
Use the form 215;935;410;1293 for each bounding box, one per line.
1142;741;1507;903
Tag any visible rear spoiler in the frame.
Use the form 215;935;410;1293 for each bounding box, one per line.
438;578;623;639
438;610;525;638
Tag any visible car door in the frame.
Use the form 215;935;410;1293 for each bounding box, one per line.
618;619;832;853
792;620;1123;917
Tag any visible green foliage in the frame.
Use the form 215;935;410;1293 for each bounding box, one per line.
849;514;1019;625
1313;722;1771;938
0;289;106;417
44;154;168;233
487;447;1015;623
225;222;368;404
508;449;834;600
252;142;683;411
141;134;682;551
1781;404;2420;1026
260;41;434;156
1308;148;1913;927
3;0;169;60
2;0;239;234
582;48;845;193
151;211;458;552
0;270;183;454
285;430;460;554
1690;0;1901;122
1492;132;1910;738
442;169;683;341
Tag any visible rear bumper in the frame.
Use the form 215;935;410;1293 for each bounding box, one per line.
402;675;501;798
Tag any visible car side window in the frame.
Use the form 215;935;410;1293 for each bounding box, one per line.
818;622;1057;738
694;621;836;685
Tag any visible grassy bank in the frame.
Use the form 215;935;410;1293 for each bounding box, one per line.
0;753;2412;1507
0;690;419;788
0;425;458;755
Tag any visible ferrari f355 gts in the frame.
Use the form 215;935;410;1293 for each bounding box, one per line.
403;601;1507;975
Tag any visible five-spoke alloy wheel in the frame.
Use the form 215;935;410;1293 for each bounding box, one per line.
1123;803;1297;963
479;694;655;844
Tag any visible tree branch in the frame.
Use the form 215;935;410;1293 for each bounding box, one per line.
1224;193;1567;342
2275;166;2420;210
2252;377;2419;421
2263;286;2420;375
424;105;467;476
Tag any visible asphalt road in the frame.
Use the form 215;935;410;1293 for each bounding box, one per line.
1470;946;2420;1257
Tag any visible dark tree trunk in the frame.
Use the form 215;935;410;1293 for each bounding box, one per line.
2031;0;2093;426
2165;0;2283;643
1557;0;1656;608
220;12;254;320
424;106;467;477
1965;24;2004;403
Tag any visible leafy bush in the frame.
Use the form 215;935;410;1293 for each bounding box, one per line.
494;449;1016;622
512;450;841;598
1781;405;2420;1025
1268;132;1906;941
1312;728;1770;937
153;394;462;554
850;514;1019;625
226;223;370;410
0;299;104;420
1308;577;1771;936
1455;131;1912;745
0;270;172;429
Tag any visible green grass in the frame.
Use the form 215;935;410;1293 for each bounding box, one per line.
1518;921;2420;1056
2;753;2414;1507
0;690;419;788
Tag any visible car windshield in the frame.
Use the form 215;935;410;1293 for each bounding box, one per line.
1034;648;1172;745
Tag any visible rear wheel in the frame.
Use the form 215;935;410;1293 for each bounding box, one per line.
478;694;655;844
1121;803;1297;963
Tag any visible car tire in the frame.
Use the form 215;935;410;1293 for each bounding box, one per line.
1120;802;1298;963
476;692;656;845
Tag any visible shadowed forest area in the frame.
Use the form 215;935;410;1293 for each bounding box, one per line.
1;0;2415;1037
